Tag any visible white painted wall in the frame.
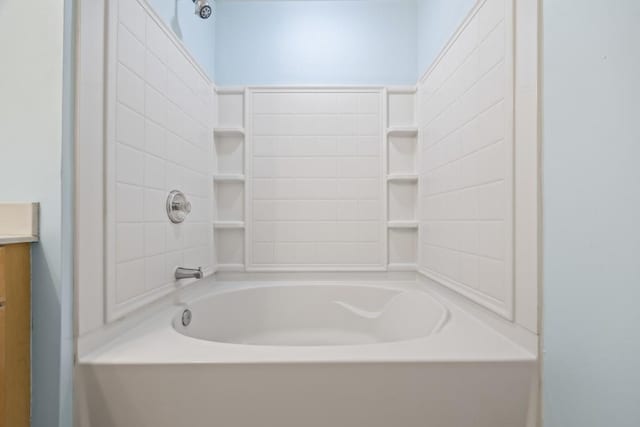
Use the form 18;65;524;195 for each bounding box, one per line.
0;0;74;426
543;1;640;425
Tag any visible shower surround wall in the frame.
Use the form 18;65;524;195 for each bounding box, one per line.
211;88;419;272
207;0;537;330
417;0;514;318
248;90;385;270
76;0;538;362
416;0;539;329
106;0;215;320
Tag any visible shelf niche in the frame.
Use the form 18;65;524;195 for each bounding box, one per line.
214;89;246;272
215;133;244;175
386;88;419;271
388;134;417;175
388;181;417;222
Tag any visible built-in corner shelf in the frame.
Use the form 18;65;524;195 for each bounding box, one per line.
387;173;418;183
213;221;245;229
386;89;419;272
386;127;419;137
388;220;419;229
213;174;246;183
214;90;247;273
214;127;245;137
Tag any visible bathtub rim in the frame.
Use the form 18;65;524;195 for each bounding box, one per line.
79;276;537;365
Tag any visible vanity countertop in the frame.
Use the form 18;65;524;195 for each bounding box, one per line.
0;235;39;245
0;203;39;245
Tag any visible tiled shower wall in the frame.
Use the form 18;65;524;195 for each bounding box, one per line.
417;0;515;318
100;0;521;321
247;90;385;270
107;0;214;320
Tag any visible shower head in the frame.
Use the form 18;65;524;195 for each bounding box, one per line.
193;0;212;19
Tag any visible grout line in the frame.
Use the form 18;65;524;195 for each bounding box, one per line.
251;198;381;203
253;220;381;223
422;218;504;223
251;177;380;181
417;16;506;116
423;137;505;175
422;242;504;263
251;241;382;244
252;155;380;159
252;113;380;117
422;177;505;198
421;87;505;151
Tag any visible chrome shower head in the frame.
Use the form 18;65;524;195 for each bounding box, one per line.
193;0;212;20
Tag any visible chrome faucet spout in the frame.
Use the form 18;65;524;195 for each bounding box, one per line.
175;267;203;280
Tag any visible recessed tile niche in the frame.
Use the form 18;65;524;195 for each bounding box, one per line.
386;89;418;270
213;89;246;271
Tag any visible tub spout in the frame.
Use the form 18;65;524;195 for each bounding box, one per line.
175;267;203;280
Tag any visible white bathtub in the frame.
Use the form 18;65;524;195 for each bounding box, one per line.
175;284;449;346
77;279;536;427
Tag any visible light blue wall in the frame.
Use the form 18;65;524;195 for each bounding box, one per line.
214;0;417;86
150;0;475;85
543;1;640;426
156;0;475;86
147;0;216;80
59;1;75;425
149;0;478;87
0;0;75;426
416;0;474;76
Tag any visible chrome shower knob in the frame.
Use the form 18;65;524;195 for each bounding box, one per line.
166;190;192;224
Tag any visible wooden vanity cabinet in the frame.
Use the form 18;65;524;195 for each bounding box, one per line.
0;243;30;427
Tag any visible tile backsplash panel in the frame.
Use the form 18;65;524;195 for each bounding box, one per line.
106;0;214;320
247;90;385;270
417;0;515;318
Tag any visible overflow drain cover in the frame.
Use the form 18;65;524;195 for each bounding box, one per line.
182;309;192;327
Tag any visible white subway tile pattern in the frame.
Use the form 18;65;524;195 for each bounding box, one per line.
418;0;513;306
111;0;213;308
249;91;384;269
